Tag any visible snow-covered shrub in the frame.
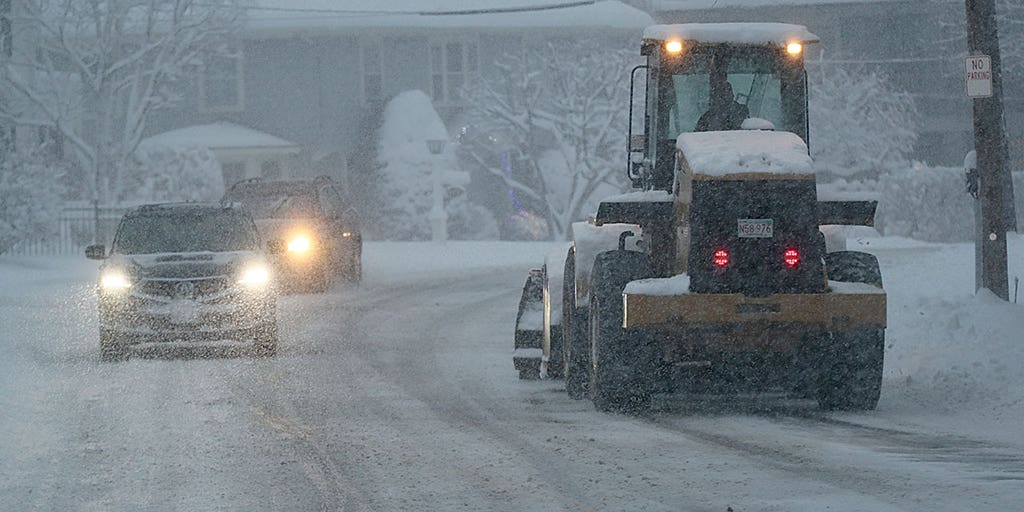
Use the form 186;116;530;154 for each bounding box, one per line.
117;143;224;204
876;165;1024;242
809;64;919;179
446;196;500;241
0;155;64;254
375;90;492;241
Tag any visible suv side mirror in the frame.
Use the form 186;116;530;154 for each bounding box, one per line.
85;244;106;260
267;239;285;255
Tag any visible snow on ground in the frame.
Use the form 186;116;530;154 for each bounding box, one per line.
2;237;1023;510
856;233;1024;445
364;241;555;285
3;236;1022;447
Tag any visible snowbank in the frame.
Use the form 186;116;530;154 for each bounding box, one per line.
677;130;814;177
848;233;1024;444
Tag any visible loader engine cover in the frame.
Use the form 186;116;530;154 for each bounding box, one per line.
687;177;826;296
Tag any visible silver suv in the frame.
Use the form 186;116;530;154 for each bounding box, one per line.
85;203;279;361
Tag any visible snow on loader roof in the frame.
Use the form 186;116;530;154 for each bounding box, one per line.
643;23;819;46
676;130;814;178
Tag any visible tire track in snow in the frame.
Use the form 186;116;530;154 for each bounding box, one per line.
645;410;1024;510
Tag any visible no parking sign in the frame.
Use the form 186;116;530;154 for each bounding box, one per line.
965;55;993;98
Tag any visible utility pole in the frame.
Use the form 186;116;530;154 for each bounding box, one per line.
966;0;1010;300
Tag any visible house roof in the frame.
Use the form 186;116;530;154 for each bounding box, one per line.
242;0;654;34
143;122;300;152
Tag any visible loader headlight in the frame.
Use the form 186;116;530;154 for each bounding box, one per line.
786;42;803;56
665;40;684;54
287;236;311;253
238;263;272;287
100;270;132;291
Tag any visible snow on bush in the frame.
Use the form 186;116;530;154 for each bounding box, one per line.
0;155;64;254
375;90;496;241
876;165;1024;242
446;196;500;241
808;64;919;179
116;143;225;204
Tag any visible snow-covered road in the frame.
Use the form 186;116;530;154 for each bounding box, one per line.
2;240;1023;511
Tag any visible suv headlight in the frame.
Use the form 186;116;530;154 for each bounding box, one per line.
287;236;311;253
100;270;132;291
238;263;272;287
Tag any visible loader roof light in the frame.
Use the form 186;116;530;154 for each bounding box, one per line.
786;42;803;56
714;249;730;268
784;248;800;267
665;40;684;54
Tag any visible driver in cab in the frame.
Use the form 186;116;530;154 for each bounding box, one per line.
695;78;749;132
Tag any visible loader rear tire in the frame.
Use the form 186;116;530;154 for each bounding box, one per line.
588;250;656;414
817;327;884;411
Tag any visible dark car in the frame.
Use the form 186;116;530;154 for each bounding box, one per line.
222;176;362;292
85;203;279;361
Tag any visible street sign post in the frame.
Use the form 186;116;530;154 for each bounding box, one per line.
965;0;1011;301
965;55;993;98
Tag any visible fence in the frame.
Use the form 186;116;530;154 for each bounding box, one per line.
4;202;128;257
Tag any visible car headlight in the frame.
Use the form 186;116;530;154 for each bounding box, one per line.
287;236;311;253
100;270;132;291
238;263;272;287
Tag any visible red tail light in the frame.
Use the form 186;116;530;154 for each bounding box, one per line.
784;248;800;267
713;249;730;267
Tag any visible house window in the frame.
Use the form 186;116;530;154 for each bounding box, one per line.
201;49;244;111
221;162;246;188
431;41;478;104
362;43;383;105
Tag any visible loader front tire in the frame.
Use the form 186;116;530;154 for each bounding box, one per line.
562;250;589;399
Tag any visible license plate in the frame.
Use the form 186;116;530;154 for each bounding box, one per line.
168;300;200;325
738;219;774;238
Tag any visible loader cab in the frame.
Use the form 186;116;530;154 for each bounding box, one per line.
631;24;817;190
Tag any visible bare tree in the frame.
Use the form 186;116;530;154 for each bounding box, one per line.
0;0;239;209
463;40;635;240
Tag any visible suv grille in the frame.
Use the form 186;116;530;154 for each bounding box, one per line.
136;277;232;299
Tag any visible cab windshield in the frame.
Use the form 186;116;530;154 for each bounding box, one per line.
658;46;807;142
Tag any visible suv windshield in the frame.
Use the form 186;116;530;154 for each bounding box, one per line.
114;210;258;254
228;189;321;219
